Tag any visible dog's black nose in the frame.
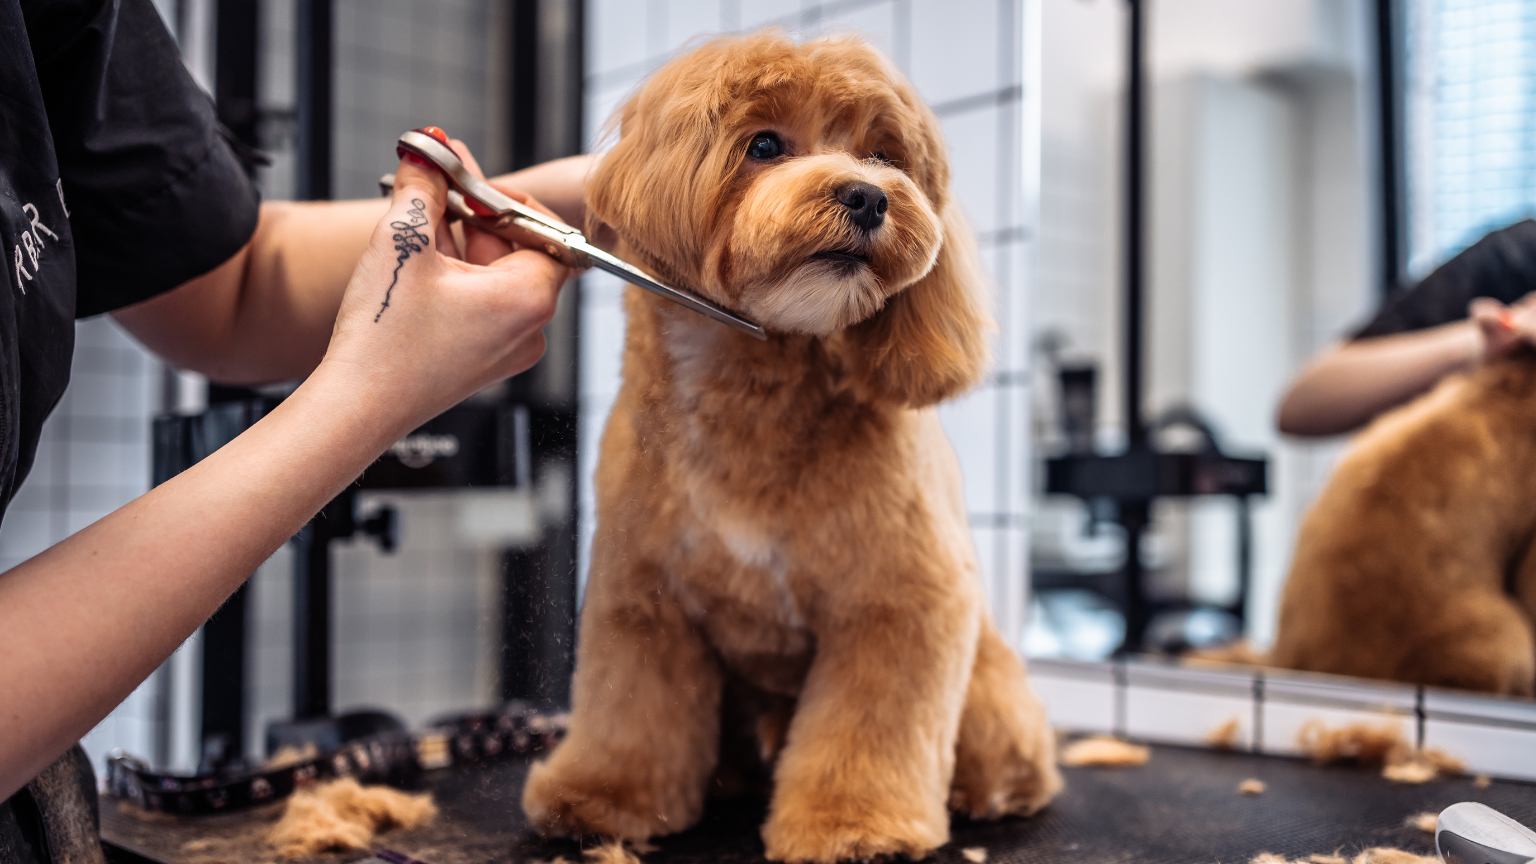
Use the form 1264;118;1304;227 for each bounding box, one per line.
836;182;888;231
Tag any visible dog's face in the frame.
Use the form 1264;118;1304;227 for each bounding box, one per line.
590;33;949;336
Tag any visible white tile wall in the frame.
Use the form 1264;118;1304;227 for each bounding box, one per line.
1124;661;1255;749
578;0;1037;646
1029;658;1118;735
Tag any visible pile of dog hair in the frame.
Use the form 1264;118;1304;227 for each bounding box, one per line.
265;777;437;859
1058;735;1150;767
535;840;651;864
1206;716;1242;750
1250;850;1437;864
1296;720;1463;784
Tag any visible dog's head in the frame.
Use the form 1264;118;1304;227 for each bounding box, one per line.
589;32;990;406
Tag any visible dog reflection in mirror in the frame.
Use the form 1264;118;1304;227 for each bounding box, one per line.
519;32;1061;863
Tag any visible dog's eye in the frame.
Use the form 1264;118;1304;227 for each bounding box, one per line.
746;131;785;161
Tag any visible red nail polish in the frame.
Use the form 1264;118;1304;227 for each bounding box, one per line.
1500;311;1517;330
399;150;434;169
418;125;450;145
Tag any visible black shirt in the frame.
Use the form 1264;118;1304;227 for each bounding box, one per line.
1352;219;1536;340
1;0;259;859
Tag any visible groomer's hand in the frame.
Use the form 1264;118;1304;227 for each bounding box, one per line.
318;138;570;435
1471;292;1536;362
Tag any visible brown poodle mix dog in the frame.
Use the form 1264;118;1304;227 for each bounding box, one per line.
520;32;1061;863
1271;352;1536;697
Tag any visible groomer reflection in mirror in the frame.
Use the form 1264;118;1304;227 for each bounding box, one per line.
1278;220;1536;437
0;1;589;859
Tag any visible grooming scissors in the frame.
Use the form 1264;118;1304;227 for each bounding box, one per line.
380;128;767;340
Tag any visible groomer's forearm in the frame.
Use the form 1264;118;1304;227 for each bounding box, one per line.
492;155;591;227
1276;320;1479;437
0;364;405;800
115;155;594;384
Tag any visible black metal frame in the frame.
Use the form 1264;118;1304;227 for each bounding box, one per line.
1375;0;1406;294
1040;0;1269;654
496;0;585;708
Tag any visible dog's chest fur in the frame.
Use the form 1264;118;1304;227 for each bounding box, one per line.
642;319;887;696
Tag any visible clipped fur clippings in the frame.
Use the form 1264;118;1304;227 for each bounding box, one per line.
1205;716;1242;750
582;841;647;864
1406;812;1437;834
1059;736;1150;767
1295;720;1463;783
961;847;989;863
1251;849;1435;864
1238;778;1266;796
265;778;436;859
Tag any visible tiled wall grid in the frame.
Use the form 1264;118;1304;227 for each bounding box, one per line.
1031;658;1536;783
579;0;1039;645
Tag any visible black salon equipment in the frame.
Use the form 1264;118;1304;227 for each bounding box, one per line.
152;394;573;771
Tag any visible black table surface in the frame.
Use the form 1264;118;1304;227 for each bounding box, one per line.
102;744;1536;863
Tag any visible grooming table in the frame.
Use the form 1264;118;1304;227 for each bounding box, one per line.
103;744;1536;863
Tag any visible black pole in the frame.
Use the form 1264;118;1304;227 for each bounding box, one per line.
189;0;261;768
1375;0;1404;294
1116;0;1150;652
295;0;333;200
1123;0;1146;449
291;495;352;719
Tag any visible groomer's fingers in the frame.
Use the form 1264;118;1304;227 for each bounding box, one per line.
1470;298;1521;358
447;138;516;265
391;138;450;221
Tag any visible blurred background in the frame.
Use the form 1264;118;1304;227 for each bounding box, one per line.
12;0;1536;777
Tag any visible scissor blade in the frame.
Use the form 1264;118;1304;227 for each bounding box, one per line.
572;239;768;340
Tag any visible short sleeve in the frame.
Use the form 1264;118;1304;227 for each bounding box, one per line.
1351;219;1536;341
23;0;260;317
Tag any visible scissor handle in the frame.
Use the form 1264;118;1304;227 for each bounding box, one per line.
378;172;592;269
383;128;768;340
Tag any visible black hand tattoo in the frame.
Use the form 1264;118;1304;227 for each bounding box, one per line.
375;198;431;322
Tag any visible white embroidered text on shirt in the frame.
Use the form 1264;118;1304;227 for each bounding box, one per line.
12;201;59;294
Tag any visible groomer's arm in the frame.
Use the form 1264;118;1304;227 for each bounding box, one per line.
0;155;568;801
1275;321;1480;437
113;152;593;385
1276;296;1536;437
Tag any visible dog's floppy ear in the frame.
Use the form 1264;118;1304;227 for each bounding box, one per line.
583;53;733;269
842;204;992;407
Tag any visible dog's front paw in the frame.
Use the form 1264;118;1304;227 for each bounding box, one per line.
950;676;1062;820
762;798;947;863
949;731;1061;821
521;752;701;841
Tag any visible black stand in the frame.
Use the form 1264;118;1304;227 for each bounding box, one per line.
1040;0;1269;654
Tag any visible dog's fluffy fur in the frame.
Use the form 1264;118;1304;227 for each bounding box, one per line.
520;32;1060;862
1270;353;1536;696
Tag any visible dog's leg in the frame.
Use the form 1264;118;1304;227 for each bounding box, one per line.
949;617;1062;819
521;559;723;840
761;597;977;863
1403;590;1536;697
1512;534;1536;693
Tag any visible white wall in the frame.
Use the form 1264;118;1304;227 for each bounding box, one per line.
579;0;1039;645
